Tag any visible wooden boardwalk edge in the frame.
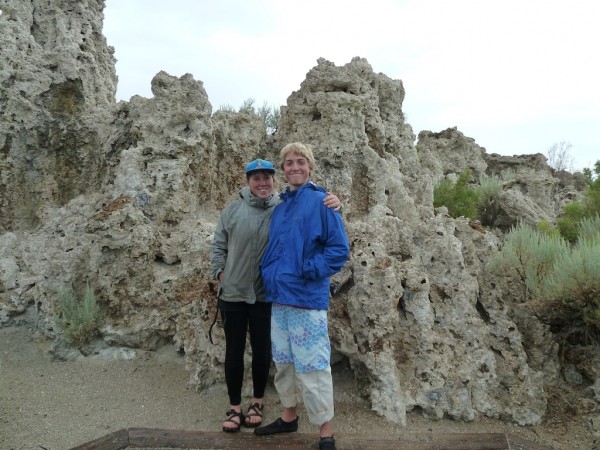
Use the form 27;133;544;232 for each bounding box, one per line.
70;427;554;450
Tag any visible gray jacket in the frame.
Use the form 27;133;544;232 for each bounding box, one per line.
211;186;280;304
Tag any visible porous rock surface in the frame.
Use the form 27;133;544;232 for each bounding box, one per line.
0;0;591;429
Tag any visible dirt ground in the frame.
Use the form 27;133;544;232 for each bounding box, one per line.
0;325;594;450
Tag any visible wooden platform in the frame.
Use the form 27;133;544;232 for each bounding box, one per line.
70;427;554;450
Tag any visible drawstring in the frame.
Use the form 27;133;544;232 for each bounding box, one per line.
209;299;223;345
208;305;218;345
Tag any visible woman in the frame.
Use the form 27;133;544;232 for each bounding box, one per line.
210;158;340;432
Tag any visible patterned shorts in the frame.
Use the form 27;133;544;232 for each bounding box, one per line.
271;303;331;374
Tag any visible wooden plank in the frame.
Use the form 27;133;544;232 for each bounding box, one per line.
125;429;519;450
69;428;129;450
127;428;315;448
322;433;510;450
72;428;553;450
506;433;556;450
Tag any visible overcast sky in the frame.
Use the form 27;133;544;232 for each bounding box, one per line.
103;0;599;171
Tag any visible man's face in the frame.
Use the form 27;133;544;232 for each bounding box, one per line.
247;171;275;199
283;152;310;190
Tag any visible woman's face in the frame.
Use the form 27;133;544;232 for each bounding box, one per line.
247;171;275;199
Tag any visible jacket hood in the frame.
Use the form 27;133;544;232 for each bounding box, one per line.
281;181;326;201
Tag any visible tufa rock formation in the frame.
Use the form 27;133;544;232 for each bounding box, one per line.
0;0;593;432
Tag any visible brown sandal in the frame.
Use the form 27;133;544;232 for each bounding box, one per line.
222;408;245;432
244;402;264;428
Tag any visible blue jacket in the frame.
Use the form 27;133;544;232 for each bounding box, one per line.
261;182;349;310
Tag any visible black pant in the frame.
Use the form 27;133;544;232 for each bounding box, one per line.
222;301;272;406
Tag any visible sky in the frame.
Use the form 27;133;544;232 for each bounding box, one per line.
102;0;599;171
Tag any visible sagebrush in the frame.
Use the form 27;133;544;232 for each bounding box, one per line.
434;170;514;225
557;160;600;242
54;283;102;346
536;235;600;342
219;98;280;134
491;221;600;345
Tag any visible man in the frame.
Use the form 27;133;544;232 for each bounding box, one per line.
256;143;349;450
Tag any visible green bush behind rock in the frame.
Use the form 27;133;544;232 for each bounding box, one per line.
54;283;102;347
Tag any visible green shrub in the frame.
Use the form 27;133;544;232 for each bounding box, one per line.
490;222;569;298
257;102;280;135
218;103;235;112
217;98;280;134
434;170;480;219
491;220;600;346
54;283;102;346
557;160;600;242
478;173;503;196
537;237;600;342
583;161;600;213
558;201;590;242
239;98;256;111
476;173;504;226
577;214;600;241
434;170;518;225
535;220;561;238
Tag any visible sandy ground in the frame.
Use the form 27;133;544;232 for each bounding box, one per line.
0;325;593;450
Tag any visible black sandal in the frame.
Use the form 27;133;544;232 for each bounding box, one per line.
244;402;264;428
222;408;245;432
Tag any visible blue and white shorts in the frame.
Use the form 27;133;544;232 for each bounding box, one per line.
271;303;331;374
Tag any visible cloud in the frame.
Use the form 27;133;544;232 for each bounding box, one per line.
103;0;599;170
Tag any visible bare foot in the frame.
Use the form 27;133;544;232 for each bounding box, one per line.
222;407;243;432
244;401;264;427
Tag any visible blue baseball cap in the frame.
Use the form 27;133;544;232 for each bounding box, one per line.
245;158;275;175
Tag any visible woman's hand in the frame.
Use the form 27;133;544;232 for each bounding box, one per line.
324;192;342;211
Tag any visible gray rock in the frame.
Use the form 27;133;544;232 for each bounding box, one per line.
1;0;593;428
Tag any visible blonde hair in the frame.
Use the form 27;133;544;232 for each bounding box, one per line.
279;142;316;176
